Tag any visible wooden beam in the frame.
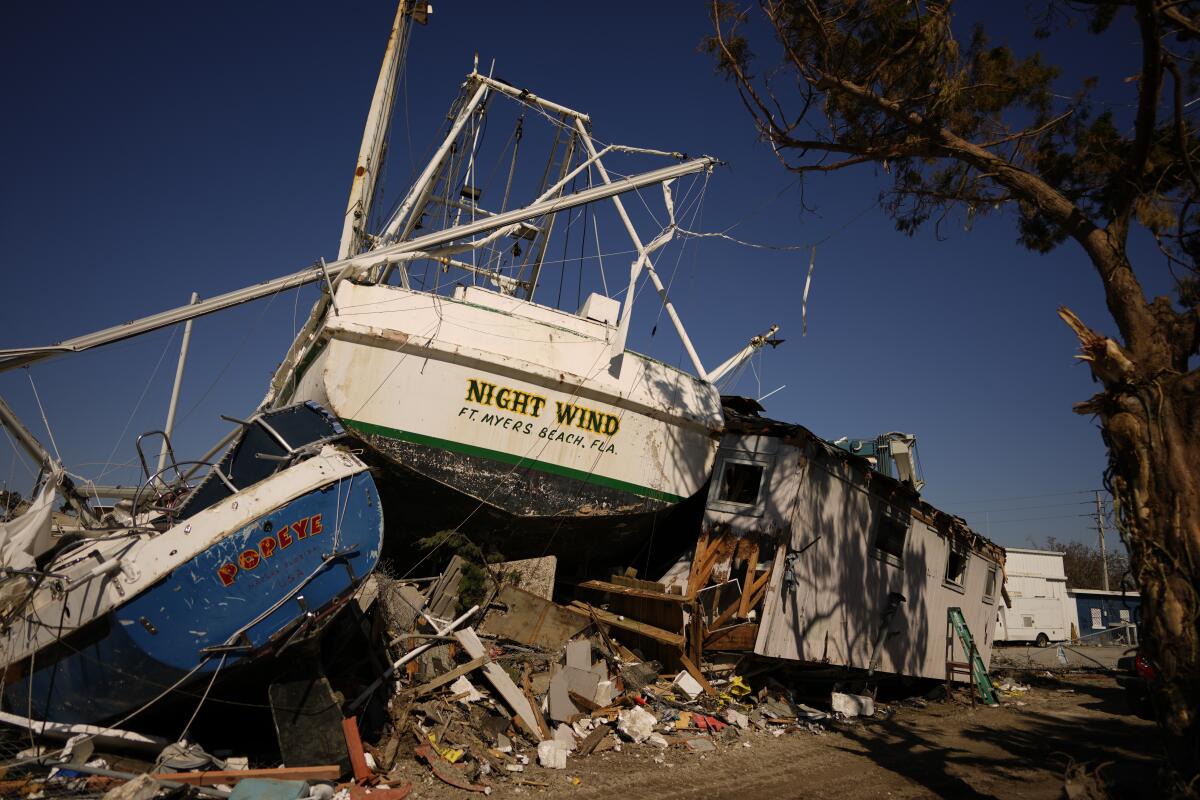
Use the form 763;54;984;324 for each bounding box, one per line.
737;544;761;619
522;666;552;740
679;654;716;697
343;717;373;783
149;766;342;786
412;655;490;697
688;556;719;598
578;579;691;603
708;596;742;632
568;601;685;648
686;530;717;595
568;690;601;712
745;570;771;613
704;622;759;651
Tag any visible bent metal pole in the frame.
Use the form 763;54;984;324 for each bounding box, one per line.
0;156;718;375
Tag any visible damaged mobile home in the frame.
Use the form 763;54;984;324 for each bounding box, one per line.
672;397;1005;684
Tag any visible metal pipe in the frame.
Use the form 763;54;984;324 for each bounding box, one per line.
347;604;479;711
32;761;230;799
377;81;491;247
0;157;717;375
157;292;198;475
468;72;590;122
0;394;53;469
573;119;709;379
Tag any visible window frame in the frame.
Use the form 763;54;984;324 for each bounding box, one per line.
707;451;774;517
870;504;910;569
943;545;970;594
982;564;998;605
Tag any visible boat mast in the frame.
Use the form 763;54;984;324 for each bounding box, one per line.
337;0;430;261
157;292;198;474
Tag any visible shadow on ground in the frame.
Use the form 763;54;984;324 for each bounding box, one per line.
830;678;1163;799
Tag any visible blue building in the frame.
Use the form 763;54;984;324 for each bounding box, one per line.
1068;588;1141;643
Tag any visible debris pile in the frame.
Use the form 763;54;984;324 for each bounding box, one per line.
0;554;871;798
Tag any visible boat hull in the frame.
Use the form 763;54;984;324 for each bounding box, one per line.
2;473;383;725
289;283;721;550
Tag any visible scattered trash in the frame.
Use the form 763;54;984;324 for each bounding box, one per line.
537;740;570;769
831;692;875;718
617;706;659;744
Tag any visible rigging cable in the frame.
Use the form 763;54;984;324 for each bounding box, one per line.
25;371;62;463
93;325;181;482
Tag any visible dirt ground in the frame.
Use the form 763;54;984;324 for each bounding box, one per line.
387;671;1165;799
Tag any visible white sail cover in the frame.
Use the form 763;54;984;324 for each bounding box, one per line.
0;474;59;571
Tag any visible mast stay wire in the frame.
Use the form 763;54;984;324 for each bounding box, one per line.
90;326;181;483
25;372;62;464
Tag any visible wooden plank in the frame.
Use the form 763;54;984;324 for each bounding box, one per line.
745;572;771;613
707;591;742;631
679;654;716;697
578;582;691;599
704;623;759;651
412;655;490;697
576;724;610;756
737;542;761;619
568;602;685;648
686;531;714;595
522;666;552;739
149;766;341;786
479;585;590;649
609;574;666;592
568;690;601;712
454;627;545;741
342;717;373;783
688;532;724;596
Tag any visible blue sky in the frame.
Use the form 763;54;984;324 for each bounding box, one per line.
1;2;1161;550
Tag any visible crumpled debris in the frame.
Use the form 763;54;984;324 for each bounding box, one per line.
617;706;658;743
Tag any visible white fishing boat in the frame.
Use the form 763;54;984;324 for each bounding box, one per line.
259;4;779;565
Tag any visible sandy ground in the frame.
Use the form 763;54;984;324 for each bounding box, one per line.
388;671;1164;800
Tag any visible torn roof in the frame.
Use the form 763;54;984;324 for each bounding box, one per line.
719;396;1005;566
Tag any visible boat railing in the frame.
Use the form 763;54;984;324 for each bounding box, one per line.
130;460;223;528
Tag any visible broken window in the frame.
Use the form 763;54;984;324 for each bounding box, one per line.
983;565;998;603
717;461;764;506
872;508;908;568
944;546;969;590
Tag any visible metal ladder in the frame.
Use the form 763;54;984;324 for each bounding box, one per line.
947;607;998;706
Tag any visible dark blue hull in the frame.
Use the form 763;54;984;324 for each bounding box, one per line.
4;472;383;725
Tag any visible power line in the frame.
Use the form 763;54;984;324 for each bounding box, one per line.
942;489;1103;506
965;512;1095;525
950;500;1093;514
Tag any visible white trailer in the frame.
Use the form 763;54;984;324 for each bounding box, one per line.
994;548;1072;645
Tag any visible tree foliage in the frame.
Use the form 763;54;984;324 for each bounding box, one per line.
1042;535;1131;590
707;0;1200;786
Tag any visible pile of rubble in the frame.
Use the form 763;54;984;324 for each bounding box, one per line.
0;555;887;799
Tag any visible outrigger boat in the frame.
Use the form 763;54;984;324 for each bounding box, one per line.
0;399;382;724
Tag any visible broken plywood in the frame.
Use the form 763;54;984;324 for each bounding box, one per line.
480;585;590;649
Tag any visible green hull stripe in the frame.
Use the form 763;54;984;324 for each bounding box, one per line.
343;418;685;504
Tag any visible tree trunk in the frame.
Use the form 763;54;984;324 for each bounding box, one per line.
1065;309;1200;789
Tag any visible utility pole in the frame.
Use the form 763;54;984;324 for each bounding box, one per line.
1095;491;1110;591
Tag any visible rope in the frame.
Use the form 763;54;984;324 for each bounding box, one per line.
24;372;61;463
